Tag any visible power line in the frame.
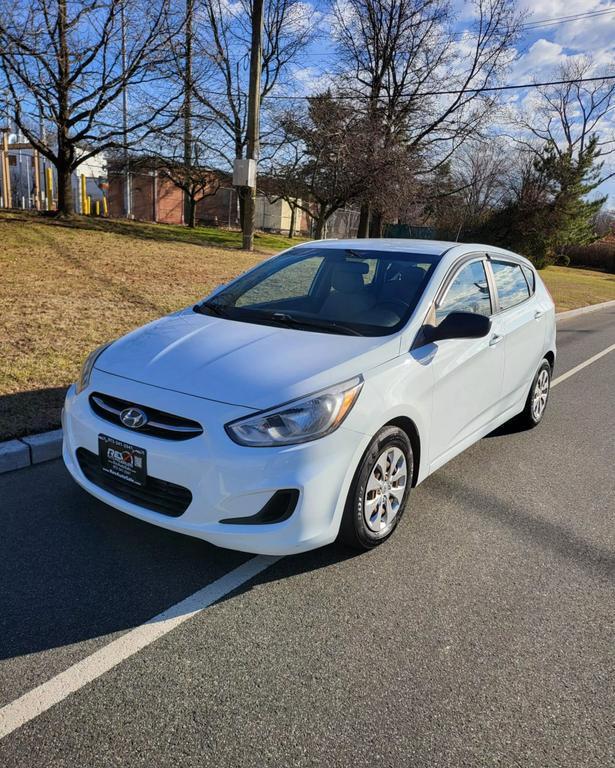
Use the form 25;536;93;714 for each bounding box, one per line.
258;74;615;101
422;74;615;97
523;7;615;30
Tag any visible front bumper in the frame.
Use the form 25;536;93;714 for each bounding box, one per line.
62;370;369;555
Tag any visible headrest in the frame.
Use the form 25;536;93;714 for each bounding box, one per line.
384;264;424;296
389;264;425;283
331;261;368;293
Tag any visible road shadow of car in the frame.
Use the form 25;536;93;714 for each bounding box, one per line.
483;418;532;438
421;472;615;582
0;459;356;662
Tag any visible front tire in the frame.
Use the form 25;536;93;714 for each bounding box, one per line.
518;359;552;428
338;426;413;551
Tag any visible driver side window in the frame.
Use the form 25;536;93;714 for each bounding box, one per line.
436;261;492;324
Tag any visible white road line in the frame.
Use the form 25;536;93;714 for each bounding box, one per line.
0;554;281;741
551;342;615;388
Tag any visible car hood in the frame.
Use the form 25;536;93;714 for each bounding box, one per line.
95;309;401;409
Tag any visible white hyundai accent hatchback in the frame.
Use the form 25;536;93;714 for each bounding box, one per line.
63;239;556;554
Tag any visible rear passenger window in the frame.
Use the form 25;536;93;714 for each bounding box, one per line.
436;261;491;323
491;261;530;310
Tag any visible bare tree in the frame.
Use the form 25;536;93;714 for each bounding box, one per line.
150;121;221;228
515;57;615;183
260;145;304;238
432;138;512;237
594;208;615;238
186;0;316;226
160;165;220;229
182;0;195;225
333;0;523;235
270;92;403;238
0;0;178;215
270;93;376;238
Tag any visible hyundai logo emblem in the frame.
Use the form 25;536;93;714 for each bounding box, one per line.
120;407;148;429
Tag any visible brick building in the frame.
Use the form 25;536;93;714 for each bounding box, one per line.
108;159;310;234
108;164;185;224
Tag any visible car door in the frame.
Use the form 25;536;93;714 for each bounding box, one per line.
487;258;546;411
426;256;505;470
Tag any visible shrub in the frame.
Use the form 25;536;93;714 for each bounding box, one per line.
563;240;615;274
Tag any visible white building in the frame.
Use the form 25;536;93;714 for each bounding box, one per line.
1;133;106;211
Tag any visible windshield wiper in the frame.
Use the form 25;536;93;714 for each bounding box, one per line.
194;301;230;317
268;312;363;336
195;305;363;335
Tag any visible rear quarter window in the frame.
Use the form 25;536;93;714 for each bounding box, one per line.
521;264;535;294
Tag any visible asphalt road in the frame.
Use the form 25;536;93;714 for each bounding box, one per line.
1;307;614;767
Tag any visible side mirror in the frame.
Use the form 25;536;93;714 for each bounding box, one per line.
424;311;492;342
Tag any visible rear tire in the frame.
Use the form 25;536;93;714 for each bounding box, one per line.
517;359;551;428
338;426;413;551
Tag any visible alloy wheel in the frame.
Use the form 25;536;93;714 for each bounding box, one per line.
532;368;550;421
364;447;407;533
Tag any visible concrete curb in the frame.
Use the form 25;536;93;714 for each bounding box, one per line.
21;429;64;464
555;298;615;322
1;298;614;476
0;440;31;473
0;429;63;474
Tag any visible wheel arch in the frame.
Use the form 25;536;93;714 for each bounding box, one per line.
383;416;421;487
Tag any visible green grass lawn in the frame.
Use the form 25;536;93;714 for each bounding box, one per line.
541;264;615;312
1;212;613;441
0;210;306;251
81;217;306;251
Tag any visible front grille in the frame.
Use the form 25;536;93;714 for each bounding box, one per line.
89;392;203;441
76;448;192;517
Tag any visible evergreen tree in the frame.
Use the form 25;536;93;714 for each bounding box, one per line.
537;137;606;261
475;136;606;268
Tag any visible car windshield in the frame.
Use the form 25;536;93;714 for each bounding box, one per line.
195;246;441;336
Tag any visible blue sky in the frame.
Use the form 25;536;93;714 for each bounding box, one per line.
287;0;615;205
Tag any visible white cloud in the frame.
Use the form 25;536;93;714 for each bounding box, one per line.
289;65;337;95
518;0;615;57
511;38;568;79
519;0;604;20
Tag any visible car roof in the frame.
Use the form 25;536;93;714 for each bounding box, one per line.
294;238;457;256
292;238;533;266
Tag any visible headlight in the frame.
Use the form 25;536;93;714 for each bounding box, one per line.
225;376;364;447
75;343;111;394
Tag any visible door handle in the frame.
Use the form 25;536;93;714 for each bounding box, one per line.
534;309;544;319
489;333;503;347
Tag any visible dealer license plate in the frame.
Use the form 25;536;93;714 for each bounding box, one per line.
98;434;147;486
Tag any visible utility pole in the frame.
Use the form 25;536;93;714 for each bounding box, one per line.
242;0;264;251
1;130;11;209
38;109;46;210
183;0;194;226
120;0;132;218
